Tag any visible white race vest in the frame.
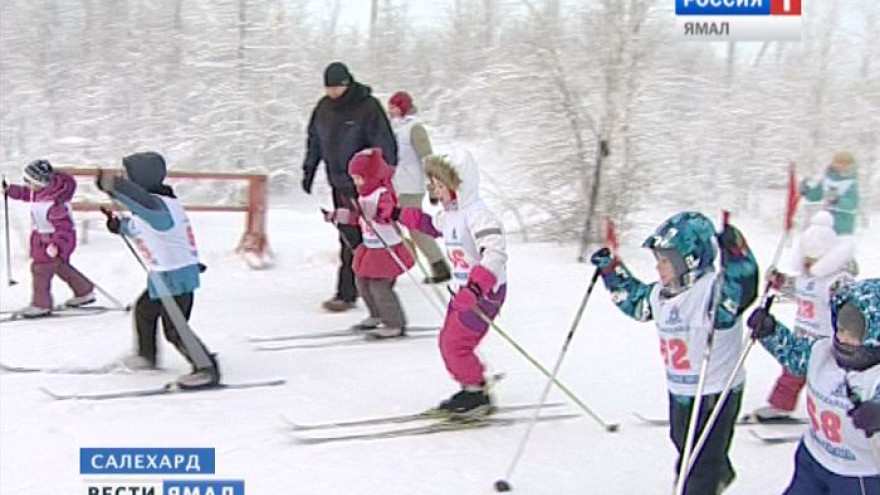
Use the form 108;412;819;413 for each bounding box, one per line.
649;273;746;396
795;273;852;339
441;203;507;290
802;340;880;477
358;187;403;249
391;117;427;194
30;201;72;234
128;196;200;272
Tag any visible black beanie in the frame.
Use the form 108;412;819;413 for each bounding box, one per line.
324;62;353;87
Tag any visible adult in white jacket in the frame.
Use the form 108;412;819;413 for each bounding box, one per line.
387;91;451;284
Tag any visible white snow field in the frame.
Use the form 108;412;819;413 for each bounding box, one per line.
1;196;877;495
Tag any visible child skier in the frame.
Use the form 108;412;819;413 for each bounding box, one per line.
590;212;758;494
748;279;880;494
384;149;507;418
340;147;414;338
2;159;95;317
748;210;857;421
96;151;219;389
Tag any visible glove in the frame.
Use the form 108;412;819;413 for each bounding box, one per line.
849;401;880;437
747;307;777;339
590;247;618;274
452;265;497;312
100;206;121;234
718;224;748;258
46;244;58;258
301;168;316;195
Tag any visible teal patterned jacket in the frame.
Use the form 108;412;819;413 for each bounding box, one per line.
599;228;759;329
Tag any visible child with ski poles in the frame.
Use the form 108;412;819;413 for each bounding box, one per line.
380;149;507;418
95;151;219;389
747;210;857;422
331;147;414;338
2;159;95;317
589;212;758;495
748;279;880;493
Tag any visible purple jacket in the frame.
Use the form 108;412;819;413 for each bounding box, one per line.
6;173;77;263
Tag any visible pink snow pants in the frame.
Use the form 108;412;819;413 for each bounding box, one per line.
439;284;506;387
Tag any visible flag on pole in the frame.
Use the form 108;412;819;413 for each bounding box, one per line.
785;162;800;232
604;218;618;254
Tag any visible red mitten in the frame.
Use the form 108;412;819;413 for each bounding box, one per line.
451;266;497;312
451;285;479;312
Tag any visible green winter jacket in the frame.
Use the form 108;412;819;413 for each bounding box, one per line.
801;168;859;235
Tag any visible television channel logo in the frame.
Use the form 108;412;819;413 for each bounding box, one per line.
675;0;802;41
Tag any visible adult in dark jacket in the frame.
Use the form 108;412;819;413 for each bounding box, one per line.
302;62;398;312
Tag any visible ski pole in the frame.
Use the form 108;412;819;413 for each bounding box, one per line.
681;295;775;484
674;212;729;495
758;162;799;307
458;287;618;432
494;268;605;493
320;208;357;252
347;198;447;318
90;279;131;311
682;186;798;486
393;222;451;307
117;231;215;374
3;177;17;286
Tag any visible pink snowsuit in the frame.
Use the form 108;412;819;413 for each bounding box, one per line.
6;172;94;309
396;149;508;386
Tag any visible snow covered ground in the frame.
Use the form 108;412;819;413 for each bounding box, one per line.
0;195;877;495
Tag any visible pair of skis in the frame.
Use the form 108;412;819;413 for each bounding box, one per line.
248;325;440;351
38;379;287;400
284;402;580;444
632;412;807;444
0;304;126;323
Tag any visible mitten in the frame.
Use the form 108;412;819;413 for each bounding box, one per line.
451;285;479;312
747;307;777;339
590;247;618;274
100;206;121;234
849;401;880;437
451;265;497;312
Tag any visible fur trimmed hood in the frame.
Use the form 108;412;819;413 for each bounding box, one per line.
423;148;481;208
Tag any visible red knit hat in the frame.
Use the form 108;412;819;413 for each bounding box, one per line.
348;148;394;196
389;91;414;116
